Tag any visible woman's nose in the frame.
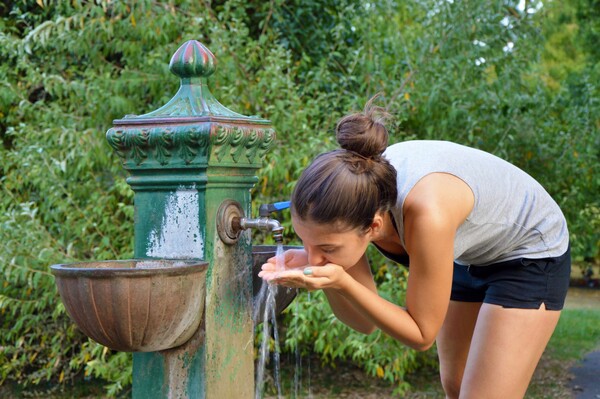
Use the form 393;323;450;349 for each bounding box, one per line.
307;249;327;266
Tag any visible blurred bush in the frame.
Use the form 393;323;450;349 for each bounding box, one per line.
0;0;597;396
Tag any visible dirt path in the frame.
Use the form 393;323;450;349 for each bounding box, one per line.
564;287;600;309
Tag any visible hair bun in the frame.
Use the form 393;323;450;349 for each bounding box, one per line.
335;95;390;159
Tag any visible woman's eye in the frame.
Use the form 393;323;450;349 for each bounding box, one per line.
322;248;336;254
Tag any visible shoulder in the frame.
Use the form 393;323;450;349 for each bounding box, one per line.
404;173;474;230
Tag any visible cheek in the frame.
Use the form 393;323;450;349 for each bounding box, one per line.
331;244;368;268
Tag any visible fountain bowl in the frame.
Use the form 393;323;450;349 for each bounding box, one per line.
51;259;208;352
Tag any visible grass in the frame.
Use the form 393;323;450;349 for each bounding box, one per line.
547;308;600;360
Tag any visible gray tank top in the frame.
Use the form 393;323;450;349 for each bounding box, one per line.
384;140;569;266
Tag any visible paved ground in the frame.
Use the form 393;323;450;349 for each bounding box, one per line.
571;350;600;399
566;287;600;399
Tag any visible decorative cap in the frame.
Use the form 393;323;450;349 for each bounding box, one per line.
169;40;216;79
106;40;276;174
116;40;269;124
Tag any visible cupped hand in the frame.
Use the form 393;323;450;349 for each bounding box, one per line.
276;248;309;269
259;262;349;291
258;248;308;274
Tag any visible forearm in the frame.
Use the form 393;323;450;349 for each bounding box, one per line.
321;254;379;334
335;276;435;351
323;288;377;334
322;263;434;350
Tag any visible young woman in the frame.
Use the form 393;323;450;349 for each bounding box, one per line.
259;99;570;399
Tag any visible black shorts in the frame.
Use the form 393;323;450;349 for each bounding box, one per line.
450;246;571;310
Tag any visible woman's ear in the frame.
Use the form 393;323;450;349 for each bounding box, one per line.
368;212;385;238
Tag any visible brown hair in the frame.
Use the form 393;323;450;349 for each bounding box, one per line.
291;96;398;232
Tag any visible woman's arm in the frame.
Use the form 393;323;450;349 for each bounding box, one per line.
322;254;378;334
264;173;473;350
334;173;473;349
331;204;457;350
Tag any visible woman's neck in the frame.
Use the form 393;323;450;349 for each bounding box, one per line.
373;212;405;254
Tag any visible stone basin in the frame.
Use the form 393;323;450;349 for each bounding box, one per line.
51;259;208;352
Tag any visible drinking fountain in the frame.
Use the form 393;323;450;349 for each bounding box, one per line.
51;39;296;398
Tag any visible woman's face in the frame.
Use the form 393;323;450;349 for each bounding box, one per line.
292;216;373;269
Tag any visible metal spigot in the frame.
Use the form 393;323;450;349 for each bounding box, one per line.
234;217;284;243
234;201;290;244
217;200;290;245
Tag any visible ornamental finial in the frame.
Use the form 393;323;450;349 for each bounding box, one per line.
114;40;269;122
169;40;216;79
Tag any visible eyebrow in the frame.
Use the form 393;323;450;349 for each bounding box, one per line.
317;243;339;248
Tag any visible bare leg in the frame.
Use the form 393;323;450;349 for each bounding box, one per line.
460;303;561;399
436;301;482;399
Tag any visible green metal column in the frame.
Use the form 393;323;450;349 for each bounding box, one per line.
106;40;276;398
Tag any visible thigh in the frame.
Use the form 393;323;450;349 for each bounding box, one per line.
460;303;561;399
436;301;482;396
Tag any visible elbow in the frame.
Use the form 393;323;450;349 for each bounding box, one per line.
362;325;378;335
350;323;377;335
411;339;435;352
402;331;436;351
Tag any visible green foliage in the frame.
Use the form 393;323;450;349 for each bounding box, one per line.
0;0;598;396
0;0;202;394
547;307;600;360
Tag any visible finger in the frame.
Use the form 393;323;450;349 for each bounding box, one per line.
261;262;277;271
285;249;309;268
269;250;296;262
257;270;274;280
301;266;327;277
303;264;338;277
273;270;328;287
302;267;314;276
272;270;304;279
270;271;307;288
258;269;288;280
266;254;302;270
276;276;330;290
257;269;268;277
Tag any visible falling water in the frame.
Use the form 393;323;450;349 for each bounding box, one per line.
254;244;315;398
293;296;301;398
255;244;286;399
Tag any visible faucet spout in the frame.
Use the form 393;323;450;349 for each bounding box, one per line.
235;216;284;243
236;216;282;233
218;200;289;245
228;201;289;244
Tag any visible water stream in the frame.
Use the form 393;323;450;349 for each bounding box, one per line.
255;244;314;398
255;244;285;399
